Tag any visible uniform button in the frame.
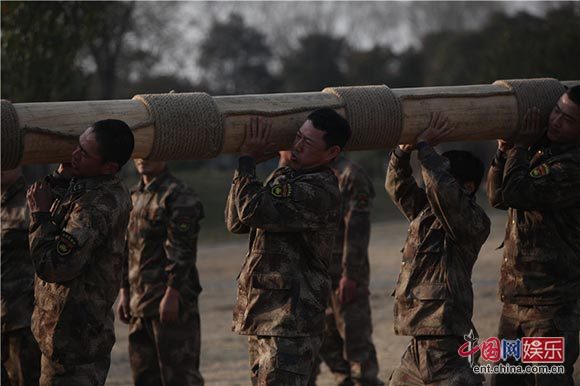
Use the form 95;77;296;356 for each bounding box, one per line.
512;220;515;224
401;262;406;266
501;295;505;301
504;257;508;263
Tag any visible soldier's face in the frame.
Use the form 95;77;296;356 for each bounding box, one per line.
547;93;580;144
133;159;166;176
288;120;341;170
70;128;110;177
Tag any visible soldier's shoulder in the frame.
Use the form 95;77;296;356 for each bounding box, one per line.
78;176;131;215
163;176;201;207
293;168;340;202
534;147;580;180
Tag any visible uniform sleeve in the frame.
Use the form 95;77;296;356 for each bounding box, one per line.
419;146;491;244
29;203;106;283
232;157;338;232
164;190;204;292
498;146;580;210
121;239;130;289
342;169;374;282
225;176;251;234
385;148;428;221
486;149;509;210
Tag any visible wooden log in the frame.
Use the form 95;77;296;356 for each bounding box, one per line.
3;80;579;168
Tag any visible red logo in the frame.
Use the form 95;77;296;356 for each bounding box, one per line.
521;337;565;363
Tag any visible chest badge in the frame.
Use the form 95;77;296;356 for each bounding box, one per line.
355;193;370;209
271;183;292;198
56;231;78;256
530;163;550;178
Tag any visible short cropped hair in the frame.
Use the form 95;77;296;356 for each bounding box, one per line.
91;119;135;168
441;150;484;192
307;108;351;149
566;85;580;106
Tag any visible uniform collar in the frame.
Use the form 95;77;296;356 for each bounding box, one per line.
330;155;348;173
530;135;580;161
1;176;25;205
69;174;117;194
138;168;171;192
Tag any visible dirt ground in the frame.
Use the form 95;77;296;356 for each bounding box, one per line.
106;215;580;385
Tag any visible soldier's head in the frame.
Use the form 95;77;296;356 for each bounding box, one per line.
288;108;351;170
133;159;167;177
71;119;135;178
1;166;22;191
441;150;484;195
547;85;580;144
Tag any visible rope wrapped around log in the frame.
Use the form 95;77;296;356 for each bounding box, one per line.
133;92;224;160
493;78;565;139
1;99;23;170
323;85;403;150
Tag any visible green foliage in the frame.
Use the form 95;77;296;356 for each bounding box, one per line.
280;33;348;92
198;13;276;95
414;4;580;86
345;45;398;86
1;1;90;102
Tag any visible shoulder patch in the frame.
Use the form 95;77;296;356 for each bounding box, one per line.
530;163;550;178
56;231;78;256
355;193;370;209
174;216;192;233
271;183;292;199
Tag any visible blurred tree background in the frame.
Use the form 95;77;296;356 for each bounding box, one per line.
2;1;580;237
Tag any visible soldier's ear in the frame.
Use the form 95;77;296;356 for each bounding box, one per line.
326;145;341;162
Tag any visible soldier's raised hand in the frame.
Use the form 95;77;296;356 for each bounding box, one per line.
515;107;544;147
26;181;53;213
416;112;455;146
239;117;276;163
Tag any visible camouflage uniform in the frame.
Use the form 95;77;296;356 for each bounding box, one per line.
385;145;490;386
487;140;580;386
309;156;383;386
124;168;204;386
225;156;341;386
29;174;131;386
1;176;41;386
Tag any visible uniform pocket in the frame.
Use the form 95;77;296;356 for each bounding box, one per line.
412;283;447;300
251;273;292;290
248;273;296;317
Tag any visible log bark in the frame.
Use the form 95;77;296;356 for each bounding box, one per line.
2;80;578;168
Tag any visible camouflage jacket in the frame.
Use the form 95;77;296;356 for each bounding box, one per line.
29;174;131;365
1;177;34;333
386;146;490;336
226;156;340;337
330;156;375;288
487;140;580;305
124;169;204;317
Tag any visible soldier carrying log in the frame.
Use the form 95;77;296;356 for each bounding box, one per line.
25;120;134;386
225;109;350;385
487;85;580;386
386;112;490;385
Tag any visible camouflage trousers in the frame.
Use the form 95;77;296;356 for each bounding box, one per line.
309;287;384;386
1;327;41;386
128;307;203;386
388;336;484;386
490;302;580;386
248;334;323;386
39;353;110;386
